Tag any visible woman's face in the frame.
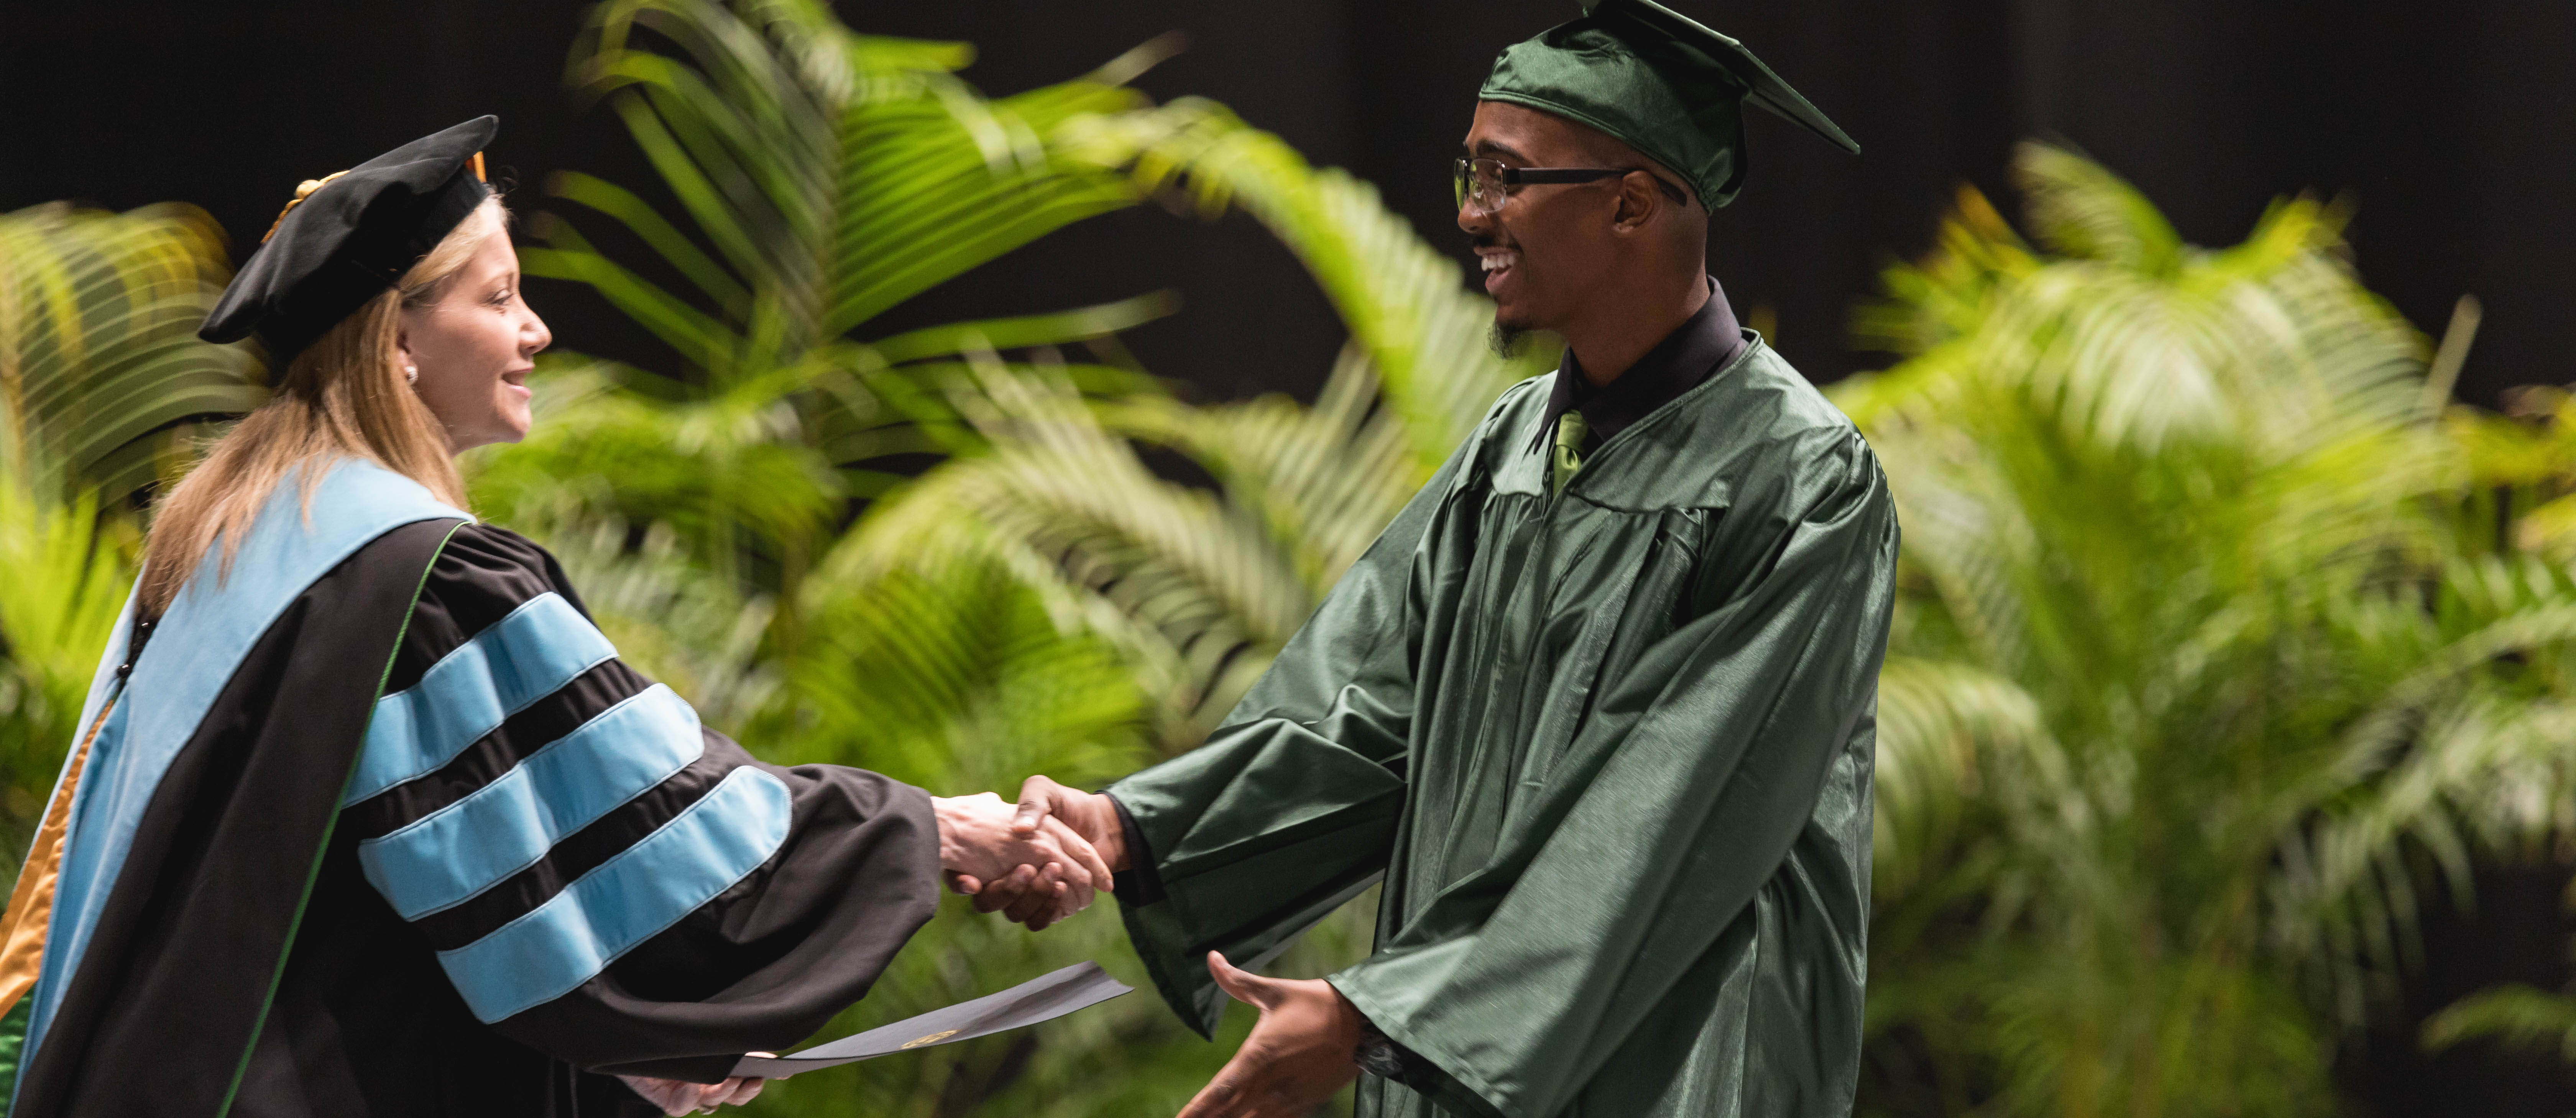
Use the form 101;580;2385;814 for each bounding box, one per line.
399;231;550;453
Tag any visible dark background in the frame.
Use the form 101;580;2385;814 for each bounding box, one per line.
4;2;2569;405
6;1;2574;1112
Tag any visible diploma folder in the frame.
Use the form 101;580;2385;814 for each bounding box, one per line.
729;962;1132;1078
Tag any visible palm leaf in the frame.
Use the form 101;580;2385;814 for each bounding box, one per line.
817;361;1302;746
2422;984;2576;1062
0;202;262;507
1057;97;1552;471
1835;140;2576;1110
499;0;1186;621
542;0;1166;386
0;200;251;855
0;470;137;859
816;97;1563;751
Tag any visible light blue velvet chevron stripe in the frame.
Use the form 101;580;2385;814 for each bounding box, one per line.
437;765;792;1023
342;593;614;807
21;461;466;1095
356;685;706;920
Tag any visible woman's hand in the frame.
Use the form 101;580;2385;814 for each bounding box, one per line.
617;1071;765;1115
932;792;1113;929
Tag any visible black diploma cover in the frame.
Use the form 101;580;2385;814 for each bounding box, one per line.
729;963;1132;1079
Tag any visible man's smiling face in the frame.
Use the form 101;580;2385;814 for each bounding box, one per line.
1459;100;1678;341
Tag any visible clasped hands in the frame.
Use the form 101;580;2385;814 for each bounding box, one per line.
613;783;1112;1115
931;787;1119;929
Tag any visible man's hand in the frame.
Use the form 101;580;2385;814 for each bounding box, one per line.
617;1070;765;1115
960;776;1132;928
1174;952;1365;1118
1008;775;1129;873
933;792;1112;929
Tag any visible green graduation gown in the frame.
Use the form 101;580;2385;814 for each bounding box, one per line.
1109;323;1899;1118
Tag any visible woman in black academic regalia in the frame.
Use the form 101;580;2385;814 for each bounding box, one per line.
0;117;1109;1118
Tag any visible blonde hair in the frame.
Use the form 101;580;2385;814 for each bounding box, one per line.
140;197;507;615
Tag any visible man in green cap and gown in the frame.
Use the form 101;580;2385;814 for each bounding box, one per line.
991;2;1899;1114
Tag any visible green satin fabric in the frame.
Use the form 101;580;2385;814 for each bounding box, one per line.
1111;337;1899;1118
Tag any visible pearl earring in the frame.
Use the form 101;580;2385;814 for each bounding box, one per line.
404;364;419;385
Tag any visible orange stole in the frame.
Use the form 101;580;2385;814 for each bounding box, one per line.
0;693;119;1020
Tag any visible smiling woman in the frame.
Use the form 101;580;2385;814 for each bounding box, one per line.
0;115;1111;1118
134;190;503;618
396;202;550;455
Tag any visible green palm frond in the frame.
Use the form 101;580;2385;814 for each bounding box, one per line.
818;101;1549;753
1871;656;2066;896
2447;384;2576;558
467;354;847;585
489;0;1189;630
529;0;1168;386
1852;149;2421;456
2012;142;2185;274
818;361;1304;746
519;496;782;730
1104;344;1418;596
1058;97;1552;471
0;200;252;856
2282;688;2576;1023
0;202;263;507
0;477;135;855
1839;141;2576;1112
786;548;1149;794
2422;983;2576;1062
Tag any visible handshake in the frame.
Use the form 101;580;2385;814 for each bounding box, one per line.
929;776;1125;929
622;777;1121;1111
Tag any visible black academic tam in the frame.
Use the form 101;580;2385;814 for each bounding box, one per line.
200;116;497;361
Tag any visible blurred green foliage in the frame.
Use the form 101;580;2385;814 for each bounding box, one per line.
1843;145;2576;1116
10;2;2576;1115
0;201;261;859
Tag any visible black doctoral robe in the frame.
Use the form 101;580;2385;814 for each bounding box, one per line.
0;462;937;1117
1108;292;1900;1118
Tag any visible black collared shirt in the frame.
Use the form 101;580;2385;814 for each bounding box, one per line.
1531;280;1746;457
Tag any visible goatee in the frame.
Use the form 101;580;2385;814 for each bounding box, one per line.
1488;320;1531;358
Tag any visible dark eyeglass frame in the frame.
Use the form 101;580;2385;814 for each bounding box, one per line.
1454;156;1691;212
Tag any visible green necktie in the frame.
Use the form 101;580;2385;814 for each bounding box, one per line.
1551;409;1587;497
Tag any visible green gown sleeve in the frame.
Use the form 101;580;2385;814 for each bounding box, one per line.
1327;433;1898;1118
1105;433;1484;1034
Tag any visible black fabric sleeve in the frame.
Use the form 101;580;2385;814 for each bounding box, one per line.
514;734;938;1082
347;524;940;1082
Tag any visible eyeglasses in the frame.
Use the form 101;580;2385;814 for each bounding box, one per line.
1452;157;1690;214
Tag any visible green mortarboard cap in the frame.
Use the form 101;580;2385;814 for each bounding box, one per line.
1479;0;1858;211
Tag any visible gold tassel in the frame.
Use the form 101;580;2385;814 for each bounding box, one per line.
261;169;350;244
